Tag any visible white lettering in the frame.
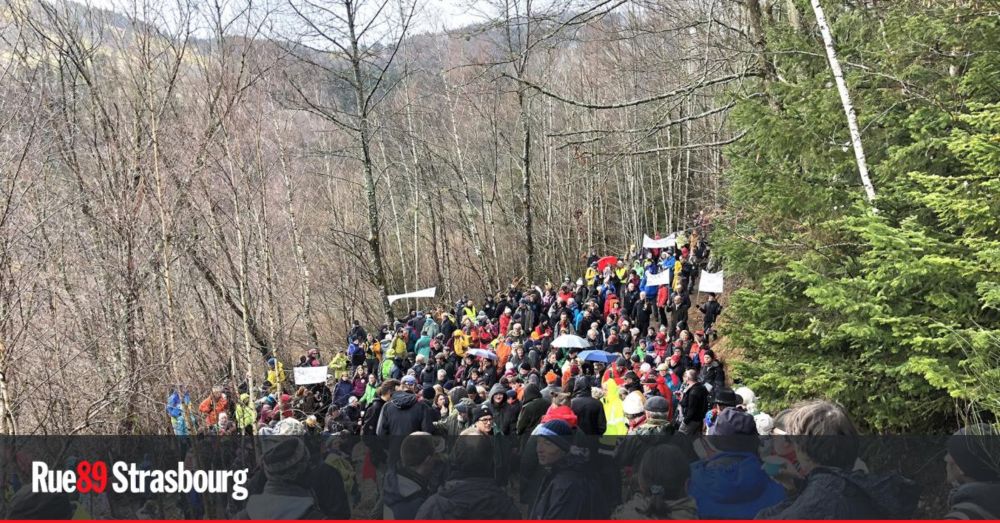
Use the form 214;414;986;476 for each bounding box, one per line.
112;461;129;493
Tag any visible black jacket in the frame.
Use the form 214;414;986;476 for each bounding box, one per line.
632;300;653;326
569;378;607;436
680;382;709;425
700;361;725;392
516;384;550;436
946;482;1000;519
416;477;522;519
383;468;432;520
756;467;918;519
530;455;606;519
377;391;435;465
485;384;516;436
699;300;723;324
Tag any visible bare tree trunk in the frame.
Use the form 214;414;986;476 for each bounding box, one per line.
519;90;535;284
276;143;319;351
811;0;877;205
348;27;394;324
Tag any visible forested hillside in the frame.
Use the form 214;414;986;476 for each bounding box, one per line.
0;0;995;434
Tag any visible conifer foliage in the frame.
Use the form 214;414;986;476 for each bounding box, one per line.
719;2;1000;432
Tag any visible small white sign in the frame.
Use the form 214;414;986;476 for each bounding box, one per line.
294;366;328;385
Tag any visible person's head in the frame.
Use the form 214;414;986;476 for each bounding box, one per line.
551;392;572;407
471;404;494;434
637;445;690;509
534;420;574;466
645;395;670;421
703;349;716;365
378;379;399;400
673;294;682;304
341;372;350;382
708;293;716;301
401;432;441;476
683;369;698;384
452;430;496;478
435;392;449;409
639;291;647;300
945;424;1000;486
783;400;859;472
401;375;418;391
262;437;310;483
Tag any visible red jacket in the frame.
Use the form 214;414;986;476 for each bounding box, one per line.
499;313;512;336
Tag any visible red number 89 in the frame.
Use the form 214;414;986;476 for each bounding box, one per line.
76;460;108;494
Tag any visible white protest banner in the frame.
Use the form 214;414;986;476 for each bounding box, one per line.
645;270;672;286
698;271;724;294
294;366;328;385
387;286;436;304
642;234;676;249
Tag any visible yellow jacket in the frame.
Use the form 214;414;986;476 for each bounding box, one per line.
266;361;286;386
463;306;478;324
585;267;599;286
329;352;349;376
452;330;470;357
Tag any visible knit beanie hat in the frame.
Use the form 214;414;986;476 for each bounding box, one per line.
947;424;1000;482
533;419;574;452
262;437;309;482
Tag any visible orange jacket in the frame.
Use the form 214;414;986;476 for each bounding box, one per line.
199;395;228;426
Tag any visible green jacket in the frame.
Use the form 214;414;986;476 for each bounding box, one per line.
235;396;256;430
328;353;349;377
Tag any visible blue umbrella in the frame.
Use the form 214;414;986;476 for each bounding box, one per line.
578;349;618;364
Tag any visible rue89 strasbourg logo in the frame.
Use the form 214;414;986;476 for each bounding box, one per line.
33;460;249;500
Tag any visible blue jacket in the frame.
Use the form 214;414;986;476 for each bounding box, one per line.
166;391;190;418
689;451;786;519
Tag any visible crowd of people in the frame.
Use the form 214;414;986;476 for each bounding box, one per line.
140;227;1000;520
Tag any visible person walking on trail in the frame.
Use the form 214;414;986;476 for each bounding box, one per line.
678;369;708;437
198;386;228;429
699;292;723;332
